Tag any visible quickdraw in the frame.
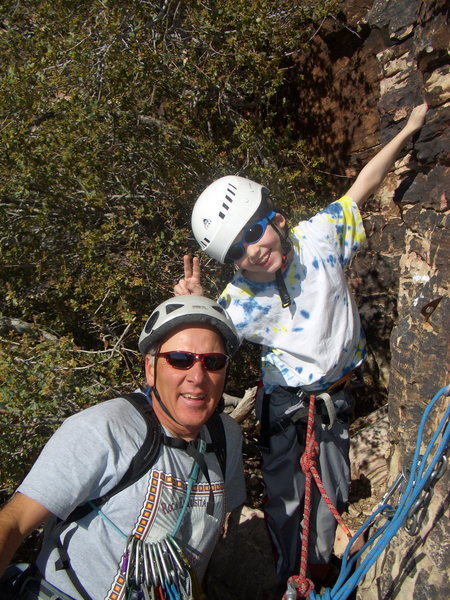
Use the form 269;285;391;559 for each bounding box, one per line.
379;452;448;533
122;534;203;600
404;453;447;535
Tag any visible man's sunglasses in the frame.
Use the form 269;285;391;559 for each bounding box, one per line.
157;351;230;372
225;211;276;263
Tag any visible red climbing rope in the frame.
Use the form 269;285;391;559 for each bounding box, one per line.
283;394;352;599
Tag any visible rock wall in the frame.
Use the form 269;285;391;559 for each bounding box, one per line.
294;0;449;400
302;1;449;597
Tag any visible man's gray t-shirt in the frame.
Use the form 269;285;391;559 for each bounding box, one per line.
18;396;246;600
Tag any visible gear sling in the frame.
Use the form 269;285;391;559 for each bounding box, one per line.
1;392;227;600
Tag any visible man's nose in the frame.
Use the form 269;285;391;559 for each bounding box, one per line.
186;359;208;381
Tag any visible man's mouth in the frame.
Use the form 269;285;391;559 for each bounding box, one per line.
181;393;206;400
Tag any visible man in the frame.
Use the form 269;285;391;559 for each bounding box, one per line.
0;295;246;600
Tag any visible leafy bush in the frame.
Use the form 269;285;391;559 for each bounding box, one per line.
0;0;338;494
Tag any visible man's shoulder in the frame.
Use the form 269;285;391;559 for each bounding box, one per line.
62;395;147;435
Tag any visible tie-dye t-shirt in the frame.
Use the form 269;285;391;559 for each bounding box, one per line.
218;196;367;392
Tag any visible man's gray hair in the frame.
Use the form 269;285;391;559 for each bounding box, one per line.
145;344;157;364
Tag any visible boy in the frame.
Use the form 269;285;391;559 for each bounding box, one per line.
174;103;428;589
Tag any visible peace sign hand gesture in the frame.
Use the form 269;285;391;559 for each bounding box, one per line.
173;255;204;296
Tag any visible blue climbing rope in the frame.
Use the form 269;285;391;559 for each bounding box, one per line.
310;384;450;600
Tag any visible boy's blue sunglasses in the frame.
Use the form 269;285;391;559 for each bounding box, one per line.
225;211;276;263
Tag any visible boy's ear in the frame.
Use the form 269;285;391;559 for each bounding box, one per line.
273;212;286;229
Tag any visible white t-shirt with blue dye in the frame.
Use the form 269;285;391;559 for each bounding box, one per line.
218;196;367;392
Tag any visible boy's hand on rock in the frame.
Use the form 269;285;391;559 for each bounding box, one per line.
405;102;428;135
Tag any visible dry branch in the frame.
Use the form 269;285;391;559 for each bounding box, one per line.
224;386;257;423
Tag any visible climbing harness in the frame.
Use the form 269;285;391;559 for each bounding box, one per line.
260;371;354;451
283;384;449;599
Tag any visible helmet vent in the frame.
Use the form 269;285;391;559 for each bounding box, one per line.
165;303;184;315
144;312;159;333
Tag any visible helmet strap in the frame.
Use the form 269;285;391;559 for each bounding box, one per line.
276;268;291;308
268;215;292;309
152;355;187;429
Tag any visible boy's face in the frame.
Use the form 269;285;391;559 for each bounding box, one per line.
234;212;287;281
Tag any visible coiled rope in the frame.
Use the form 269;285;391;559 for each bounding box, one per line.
311;384;450;600
283;384;449;599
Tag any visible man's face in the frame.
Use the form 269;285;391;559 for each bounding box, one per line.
145;324;227;440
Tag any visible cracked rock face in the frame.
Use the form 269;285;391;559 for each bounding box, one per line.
287;4;448;595
308;1;449;597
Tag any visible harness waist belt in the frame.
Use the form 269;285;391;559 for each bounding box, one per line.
270;396;342;435
280;370;354;397
259;371;355;450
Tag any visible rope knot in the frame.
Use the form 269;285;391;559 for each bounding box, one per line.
300;438;319;474
283;574;315;599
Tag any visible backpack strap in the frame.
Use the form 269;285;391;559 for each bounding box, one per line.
53;392;228;599
205;411;227;478
64;392;161;524
64;393;227;524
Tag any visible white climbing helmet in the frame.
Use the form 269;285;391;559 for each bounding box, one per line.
139;295;240;357
191;175;267;263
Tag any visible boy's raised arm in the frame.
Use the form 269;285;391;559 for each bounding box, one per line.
346;102;428;207
174;255;204;296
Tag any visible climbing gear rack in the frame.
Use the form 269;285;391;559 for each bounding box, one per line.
121;534;204;600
